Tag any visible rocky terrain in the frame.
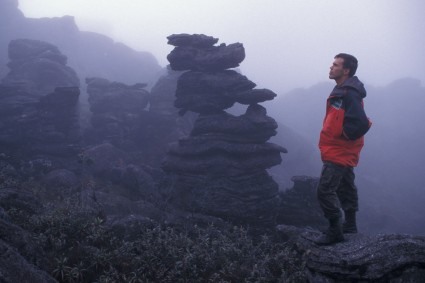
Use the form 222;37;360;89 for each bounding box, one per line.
1;1;425;282
0;31;424;282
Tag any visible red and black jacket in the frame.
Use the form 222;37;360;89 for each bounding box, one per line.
319;76;371;167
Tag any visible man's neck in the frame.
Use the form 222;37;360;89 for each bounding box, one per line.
335;76;349;86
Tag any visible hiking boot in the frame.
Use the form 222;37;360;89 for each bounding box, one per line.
315;217;344;246
343;210;358;234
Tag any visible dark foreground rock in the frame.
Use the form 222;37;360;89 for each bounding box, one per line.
277;224;425;282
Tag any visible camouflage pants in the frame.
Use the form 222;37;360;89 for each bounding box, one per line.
317;162;359;219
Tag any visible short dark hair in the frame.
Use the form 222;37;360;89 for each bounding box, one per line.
335;53;358;77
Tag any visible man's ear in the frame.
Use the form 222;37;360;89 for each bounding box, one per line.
343;68;350;76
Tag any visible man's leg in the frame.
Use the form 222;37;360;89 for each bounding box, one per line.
337;167;359;233
315;162;345;245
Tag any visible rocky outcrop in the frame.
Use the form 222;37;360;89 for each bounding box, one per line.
162;34;286;227
0;86;81;167
85;77;149;150
167;33;245;71
277;224;425;282
2;38;80;96
85;72;198;167
0;39;81;171
0;3;161;85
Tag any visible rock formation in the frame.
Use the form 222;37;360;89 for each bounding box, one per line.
0;39;81;170
0;2;161;85
85;77;149;149
162;34;287;227
277;224;425;282
2;38;80;96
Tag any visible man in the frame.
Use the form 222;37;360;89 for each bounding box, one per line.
315;53;371;245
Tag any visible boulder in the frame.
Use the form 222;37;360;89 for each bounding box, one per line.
191;105;279;143
166;171;279;227
0;40;81;168
234;88;277;105
163;138;285;175
277;224;425;282
2;38;80;96
167;43;245;72
167;34;245;71
175;70;256;113
85;77;150;150
167;33;219;48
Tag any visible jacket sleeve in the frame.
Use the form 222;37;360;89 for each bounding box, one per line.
342;89;371;140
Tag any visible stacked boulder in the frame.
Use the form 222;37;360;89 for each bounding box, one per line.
162;34;287;227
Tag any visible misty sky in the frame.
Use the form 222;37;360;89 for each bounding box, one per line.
18;0;425;93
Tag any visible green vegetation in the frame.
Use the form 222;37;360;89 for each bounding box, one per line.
8;199;308;283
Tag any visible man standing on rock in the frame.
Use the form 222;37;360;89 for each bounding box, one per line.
315;53;371;245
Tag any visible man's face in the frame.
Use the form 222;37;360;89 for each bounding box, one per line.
329;57;349;81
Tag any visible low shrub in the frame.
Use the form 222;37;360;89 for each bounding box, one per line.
9;199;308;282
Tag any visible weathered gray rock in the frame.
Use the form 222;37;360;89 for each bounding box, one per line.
167;34;245;71
163;138;285;175
84;75;195;167
175;70;256;113
34;87;81;155
167;33;219;48
85;77;149;149
162;34;286;228
234;88;277;105
191;105;279;143
166;171;279;227
0;86;80;161
2;38;80;96
86;77;148;114
0;4;161;87
277;224;425;282
0;41;81;168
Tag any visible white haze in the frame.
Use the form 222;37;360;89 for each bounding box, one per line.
18;0;425;93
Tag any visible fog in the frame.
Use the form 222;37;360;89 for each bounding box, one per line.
19;0;425;93
13;1;425;235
